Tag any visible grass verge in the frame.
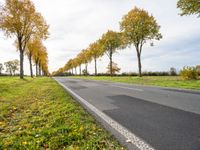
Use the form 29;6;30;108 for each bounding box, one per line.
72;76;200;90
0;77;123;149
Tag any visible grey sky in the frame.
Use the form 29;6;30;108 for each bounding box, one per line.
0;0;199;74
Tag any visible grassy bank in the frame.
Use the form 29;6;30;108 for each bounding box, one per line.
0;77;123;149
72;76;200;90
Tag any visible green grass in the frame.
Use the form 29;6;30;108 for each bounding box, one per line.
0;77;123;149
72;76;200;90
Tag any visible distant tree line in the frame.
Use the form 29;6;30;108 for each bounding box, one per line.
53;7;162;77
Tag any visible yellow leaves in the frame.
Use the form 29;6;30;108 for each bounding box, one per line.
69;146;80;150
12;106;17;110
88;41;104;59
0;0;49;77
22;141;27;145
92;125;97;131
79;126;84;132
0;121;6;127
1;0;36;36
3;140;13;146
99;30;122;53
120;7;162;44
0;78;123;149
177;0;200;17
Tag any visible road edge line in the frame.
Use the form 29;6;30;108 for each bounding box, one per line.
54;78;154;150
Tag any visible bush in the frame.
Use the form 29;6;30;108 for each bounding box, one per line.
121;72;138;76
142;71;169;76
180;66;199;80
82;69;89;76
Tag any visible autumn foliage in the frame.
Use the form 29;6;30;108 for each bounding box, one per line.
0;0;49;78
53;7;162;77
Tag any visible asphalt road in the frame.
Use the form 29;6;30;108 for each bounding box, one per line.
54;77;200;150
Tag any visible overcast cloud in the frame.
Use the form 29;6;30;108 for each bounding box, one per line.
0;0;199;74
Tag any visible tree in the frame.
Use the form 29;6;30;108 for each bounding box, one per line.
38;48;48;76
26;38;41;77
99;30;121;76
65;59;74;75
32;41;47;77
52;67;65;76
88;41;104;75
76;53;84;75
177;0;200;17
4;61;13;75
169;67;177;76
12;59;19;75
79;49;92;75
82;69;89;76
106;62;121;75
4;59;19;76
120;7;162;77
196;65;200;75
0;0;49;79
0;63;4;74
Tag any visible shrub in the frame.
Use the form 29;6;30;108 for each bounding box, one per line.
180;66;199;80
121;72;138;76
82;69;89;76
142;71;169;76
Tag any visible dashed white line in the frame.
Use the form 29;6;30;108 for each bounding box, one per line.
55;78;154;150
111;85;144;92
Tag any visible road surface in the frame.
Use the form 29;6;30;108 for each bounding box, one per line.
54;77;200;150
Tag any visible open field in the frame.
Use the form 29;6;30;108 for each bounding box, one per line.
0;77;122;149
72;76;200;90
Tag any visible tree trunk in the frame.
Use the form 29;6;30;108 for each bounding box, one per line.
39;68;41;76
79;65;82;76
19;50;24;79
36;62;38;77
29;55;33;78
137;51;142;77
39;63;41;76
110;51;113;77
94;56;97;76
75;67;77;75
71;69;73;75
85;63;88;75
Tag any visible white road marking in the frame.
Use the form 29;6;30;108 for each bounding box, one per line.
55;78;154;150
111;85;144;92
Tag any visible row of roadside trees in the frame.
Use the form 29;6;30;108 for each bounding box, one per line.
53;7;162;77
0;0;49;79
53;0;200;77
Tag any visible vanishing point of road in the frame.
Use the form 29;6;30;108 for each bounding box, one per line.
54;77;200;150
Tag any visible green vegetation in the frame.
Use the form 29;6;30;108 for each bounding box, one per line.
0;0;49;79
180;66;199;80
52;7;162;77
177;0;200;17
0;77;122;149
72;76;200;90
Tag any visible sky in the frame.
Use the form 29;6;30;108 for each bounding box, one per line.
0;0;200;75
